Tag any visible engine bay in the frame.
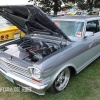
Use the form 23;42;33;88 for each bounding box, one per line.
3;36;61;63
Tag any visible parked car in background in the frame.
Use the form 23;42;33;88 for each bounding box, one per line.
91;11;99;15
0;5;100;95
0;16;25;43
67;11;76;16
50;10;66;17
75;11;84;15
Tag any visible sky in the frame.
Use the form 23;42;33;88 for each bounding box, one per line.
0;0;31;5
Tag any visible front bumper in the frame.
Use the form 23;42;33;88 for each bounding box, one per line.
0;67;48;95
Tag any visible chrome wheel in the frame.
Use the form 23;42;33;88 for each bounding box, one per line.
54;68;70;91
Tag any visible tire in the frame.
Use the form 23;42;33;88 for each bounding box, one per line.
49;67;70;93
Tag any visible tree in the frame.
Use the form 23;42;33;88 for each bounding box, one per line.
95;1;100;8
28;0;67;15
76;0;100;11
66;0;100;12
28;0;100;15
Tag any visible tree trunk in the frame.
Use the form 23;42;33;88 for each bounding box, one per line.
54;11;57;15
53;0;58;15
87;0;93;15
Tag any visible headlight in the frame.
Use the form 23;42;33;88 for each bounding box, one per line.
30;68;42;80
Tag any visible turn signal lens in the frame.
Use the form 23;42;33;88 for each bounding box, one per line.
31;78;41;83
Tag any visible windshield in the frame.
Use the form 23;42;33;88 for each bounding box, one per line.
54;21;84;37
0;20;13;28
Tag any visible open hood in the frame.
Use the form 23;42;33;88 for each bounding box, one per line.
0;5;70;40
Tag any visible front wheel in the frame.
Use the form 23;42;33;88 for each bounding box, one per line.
49;67;70;93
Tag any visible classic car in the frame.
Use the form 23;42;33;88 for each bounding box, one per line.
0;5;100;95
0;16;25;43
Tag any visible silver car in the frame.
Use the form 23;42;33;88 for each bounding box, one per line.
0;5;100;95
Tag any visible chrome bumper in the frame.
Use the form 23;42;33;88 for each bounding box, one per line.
0;68;48;95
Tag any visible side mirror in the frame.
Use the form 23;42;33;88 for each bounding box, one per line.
85;31;94;38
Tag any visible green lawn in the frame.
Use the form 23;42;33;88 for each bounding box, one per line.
0;58;100;100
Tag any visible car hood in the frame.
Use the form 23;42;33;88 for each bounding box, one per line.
0;5;70;41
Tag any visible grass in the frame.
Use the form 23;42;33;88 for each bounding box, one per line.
0;58;100;100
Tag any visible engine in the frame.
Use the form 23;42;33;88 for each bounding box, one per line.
4;37;60;63
20;37;60;62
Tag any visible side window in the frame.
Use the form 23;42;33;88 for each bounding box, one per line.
98;20;100;31
86;20;99;33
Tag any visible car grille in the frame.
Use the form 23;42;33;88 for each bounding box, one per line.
0;58;31;77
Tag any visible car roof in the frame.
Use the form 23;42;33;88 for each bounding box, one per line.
52;15;100;22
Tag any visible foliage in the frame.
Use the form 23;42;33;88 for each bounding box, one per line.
76;0;100;11
28;0;65;15
40;0;62;15
28;0;100;15
95;1;100;8
66;0;100;13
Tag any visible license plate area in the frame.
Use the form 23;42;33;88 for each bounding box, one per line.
5;76;14;83
14;33;20;38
